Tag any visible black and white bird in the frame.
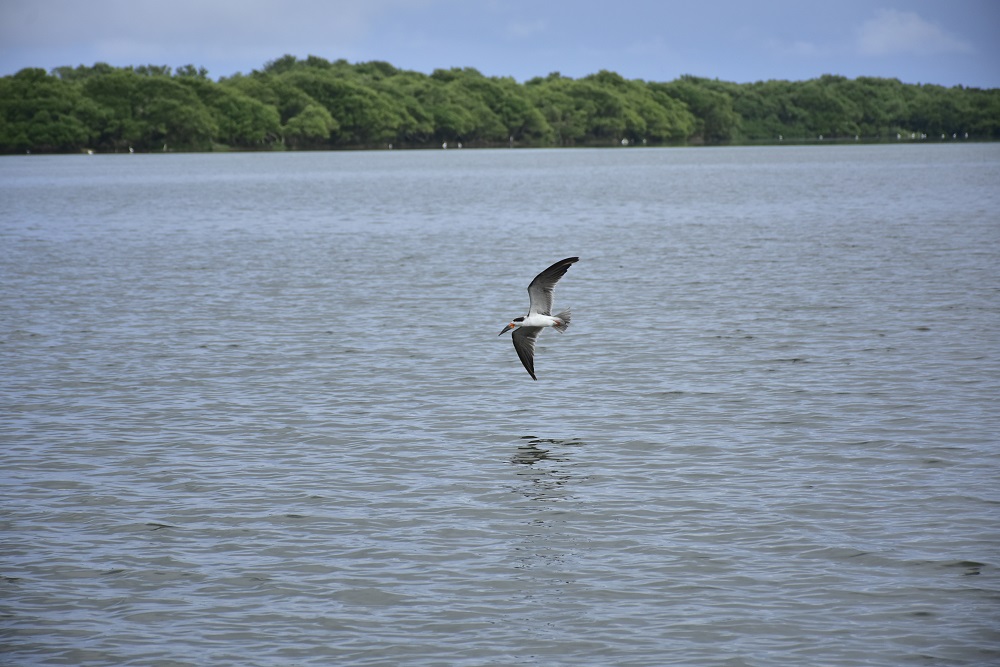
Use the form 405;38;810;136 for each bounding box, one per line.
498;257;579;380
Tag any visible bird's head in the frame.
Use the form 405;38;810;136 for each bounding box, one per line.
499;316;524;336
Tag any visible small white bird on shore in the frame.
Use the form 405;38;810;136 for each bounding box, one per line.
498;257;579;380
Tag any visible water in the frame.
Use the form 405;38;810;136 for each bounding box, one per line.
2;145;999;666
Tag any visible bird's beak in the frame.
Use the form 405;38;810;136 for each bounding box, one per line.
499;323;514;336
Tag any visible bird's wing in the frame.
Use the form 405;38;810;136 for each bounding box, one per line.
511;326;542;380
527;257;578;316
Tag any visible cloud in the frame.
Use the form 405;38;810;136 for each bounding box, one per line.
0;0;447;76
506;19;546;39
0;0;427;54
856;9;972;56
764;38;828;58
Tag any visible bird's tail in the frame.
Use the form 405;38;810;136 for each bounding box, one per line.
553;309;571;332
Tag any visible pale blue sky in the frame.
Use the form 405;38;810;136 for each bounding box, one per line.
1;0;997;87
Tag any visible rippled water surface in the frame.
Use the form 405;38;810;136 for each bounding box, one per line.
3;145;999;666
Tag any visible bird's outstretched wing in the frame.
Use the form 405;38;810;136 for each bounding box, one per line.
527;256;578;316
511;326;542;380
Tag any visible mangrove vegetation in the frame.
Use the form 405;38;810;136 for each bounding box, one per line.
2;55;998;153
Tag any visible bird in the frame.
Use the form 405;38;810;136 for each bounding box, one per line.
499;257;579;380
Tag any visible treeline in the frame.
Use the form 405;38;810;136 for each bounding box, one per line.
2;55;998;153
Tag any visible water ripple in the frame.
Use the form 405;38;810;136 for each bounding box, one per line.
3;146;999;666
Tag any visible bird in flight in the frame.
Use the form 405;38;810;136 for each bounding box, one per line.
498;257;579;380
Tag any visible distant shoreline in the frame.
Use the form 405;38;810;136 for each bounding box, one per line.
3;57;997;155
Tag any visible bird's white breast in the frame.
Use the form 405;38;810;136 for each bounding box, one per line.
521;314;559;328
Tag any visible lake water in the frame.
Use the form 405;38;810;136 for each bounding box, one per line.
2;145;999;666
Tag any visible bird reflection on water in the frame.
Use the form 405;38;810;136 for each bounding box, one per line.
509;435;584;502
508;436;586;574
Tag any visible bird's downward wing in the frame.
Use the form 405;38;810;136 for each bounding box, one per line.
511;326;541;380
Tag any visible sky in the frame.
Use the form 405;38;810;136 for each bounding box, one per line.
1;0;998;88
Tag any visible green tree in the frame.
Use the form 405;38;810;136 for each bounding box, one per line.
848;77;908;137
0;68;95;152
430;68;551;143
908;84;969;136
656;77;741;143
2;57;998;153
280;68;408;145
81;69;216;150
283;103;338;147
137;80;217;150
224;73;316;128
788;75;861;137
371;69;435;144
51;62;117;82
427;68;507;143
79;68;146;149
965;89;1000;138
420;81;479;143
525;73;590;145
179;75;281;146
261;54;299;75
